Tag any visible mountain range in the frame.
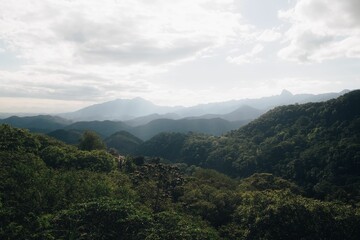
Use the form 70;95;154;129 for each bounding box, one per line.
0;89;350;142
58;89;349;121
136;89;360;202
59;97;182;121
0;115;72;133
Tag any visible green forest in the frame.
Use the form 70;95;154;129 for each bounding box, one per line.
1;90;360;239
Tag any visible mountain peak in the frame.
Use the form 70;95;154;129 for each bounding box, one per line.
280;89;293;96
132;97;148;102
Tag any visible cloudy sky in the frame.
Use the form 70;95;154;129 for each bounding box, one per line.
0;0;359;113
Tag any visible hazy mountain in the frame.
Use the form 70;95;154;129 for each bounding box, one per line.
0;90;350;140
57;118;248;140
188;105;264;122
64;120;131;137
124;113;181;126
56;90;348;122
131;118;249;140
0;115;71;133
0;112;43;118
221;105;264;121
174;89;349;117
59;97;182;121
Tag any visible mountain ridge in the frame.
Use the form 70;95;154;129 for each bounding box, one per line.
56;89;349;121
136;90;360;202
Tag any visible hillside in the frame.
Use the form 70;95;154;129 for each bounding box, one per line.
1;124;359;239
47;129;83;145
55;118;249;141
138;90;360;202
104;131;143;155
64;120;132;137
131;118;248;140
0;115;71;133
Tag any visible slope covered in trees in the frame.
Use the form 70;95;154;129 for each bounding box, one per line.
138;90;360;203
105;131;143;155
1;124;359;239
0;115;71;133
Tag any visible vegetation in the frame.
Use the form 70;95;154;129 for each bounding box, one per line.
1;90;360;239
138;90;360;203
105;131;143;155
47;129;82;145
78;130;107;151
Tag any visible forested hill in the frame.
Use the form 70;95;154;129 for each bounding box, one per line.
1;124;360;239
138;90;360;202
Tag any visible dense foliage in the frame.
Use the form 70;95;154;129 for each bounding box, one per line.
1;90;360;239
105;131;143;155
138;90;360;203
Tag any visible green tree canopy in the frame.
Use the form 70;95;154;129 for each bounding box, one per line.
78;130;106;151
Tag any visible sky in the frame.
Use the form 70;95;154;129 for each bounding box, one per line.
0;0;359;113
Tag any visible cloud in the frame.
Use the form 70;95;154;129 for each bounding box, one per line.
0;0;249;101
257;29;282;42
278;0;360;62
0;67;153;102
0;0;243;66
226;44;264;65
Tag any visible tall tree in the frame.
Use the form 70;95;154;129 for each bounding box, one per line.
78;131;106;151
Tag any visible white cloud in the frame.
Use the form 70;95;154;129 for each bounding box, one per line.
257;29;282;42
226;44;264;65
278;0;360;62
0;0;244;66
0;0;249;102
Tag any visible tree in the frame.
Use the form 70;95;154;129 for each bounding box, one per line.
78;131;106;151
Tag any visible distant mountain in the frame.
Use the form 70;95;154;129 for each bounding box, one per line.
137;90;360;202
59;118;248;141
104;131;143;155
131;118;249;140
0;90;350;141
59;97;183;121
188;105;264;122
124;113;181;126
57;90;348;122
221;105;264;121
64;120;131;137
0;115;71;133
174;89;349;117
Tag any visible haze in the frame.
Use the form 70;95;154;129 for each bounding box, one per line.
0;0;359;113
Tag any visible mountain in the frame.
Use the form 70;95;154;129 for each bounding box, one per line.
124;113;181;126
64;120;131;137
2;124;359;239
56;90;348;122
0;115;71;133
221;105;264;121
188;105;264;122
2;89;346;141
104;131;143;155
137;90;360;202
57;118;249;141
59;97;183;121
174;89;349;117
131;118;248;140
